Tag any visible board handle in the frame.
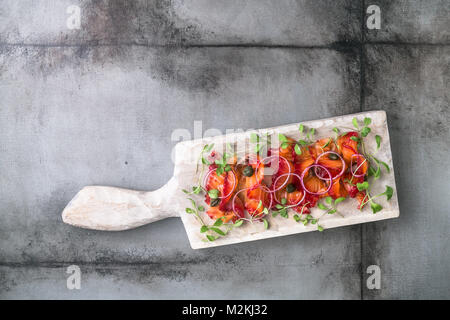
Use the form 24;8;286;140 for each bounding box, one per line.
62;177;180;231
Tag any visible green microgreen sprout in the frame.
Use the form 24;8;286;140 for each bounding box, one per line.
278;123;317;156
214;144;235;176
358;185;394;214
346;117;394;213
199;211;246;242
287;201;310;225
310;196;348;231
240;200;270;227
375;135;381;150
183;143;215;195
350;117;390;178
318;197;345;217
272;197;289;219
250;132;271;155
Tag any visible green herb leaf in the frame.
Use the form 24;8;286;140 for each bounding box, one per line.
182;189;189;194
263;219;269;229
294;144;302;155
317;225;324;232
384;186;394;200
234;220;244;227
278;133;287;143
210;227;226;236
374;166;381;179
187;198;197;208
334;197;346;205
325;197;333;205
281;198;287;205
281;142;289;149
318;203;328;210
250;133;259;143
352;117;359;129
197;206;205;212
275;204;284;210
375;135;381;149
208;189;220;199
256;200;263;211
206;235;217;241
200;225;209;233
213;218;223;227
185;208;194;214
356;181;369;191
368;166;376;177
302;219;308;226
364;117;372;126
272;211;279;217
322;138;332;148
293;214;301;222
380;161;390;173
311;219;317;224
262;207;269;215
193;186;202;194
370;202;383;214
279;208;288;218
254;143;261;154
332;127;339;133
328;209;337;214
309;128;316;136
298;124;304;133
361;127;371;137
298;139;309;146
205;144;214;153
350;136;360;142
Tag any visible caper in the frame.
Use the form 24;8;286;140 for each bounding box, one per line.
210;198;221;207
328;153;339;160
243;166;254;177
286;183;296;193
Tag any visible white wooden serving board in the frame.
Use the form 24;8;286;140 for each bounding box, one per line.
62;110;399;249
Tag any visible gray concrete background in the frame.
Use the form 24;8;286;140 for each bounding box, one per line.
0;0;448;299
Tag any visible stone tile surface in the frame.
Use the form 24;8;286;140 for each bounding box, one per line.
1;0;449;300
362;45;450;299
364;0;450;43
0;247;361;299
0;0;361;46
0;44;361;298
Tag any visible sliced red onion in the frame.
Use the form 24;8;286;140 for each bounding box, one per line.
300;164;332;195
350;154;367;178
315;151;346;180
255;155;291;192
272;173;305;208
231;189;246;220
232;185;273;218
203;168;237;199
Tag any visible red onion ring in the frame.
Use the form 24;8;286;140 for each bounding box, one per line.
272;173;305;208
315;151;346;180
350;154;367;178
232;185;273;218
300;164;332;195
203;168;237;199
255;155;291;192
